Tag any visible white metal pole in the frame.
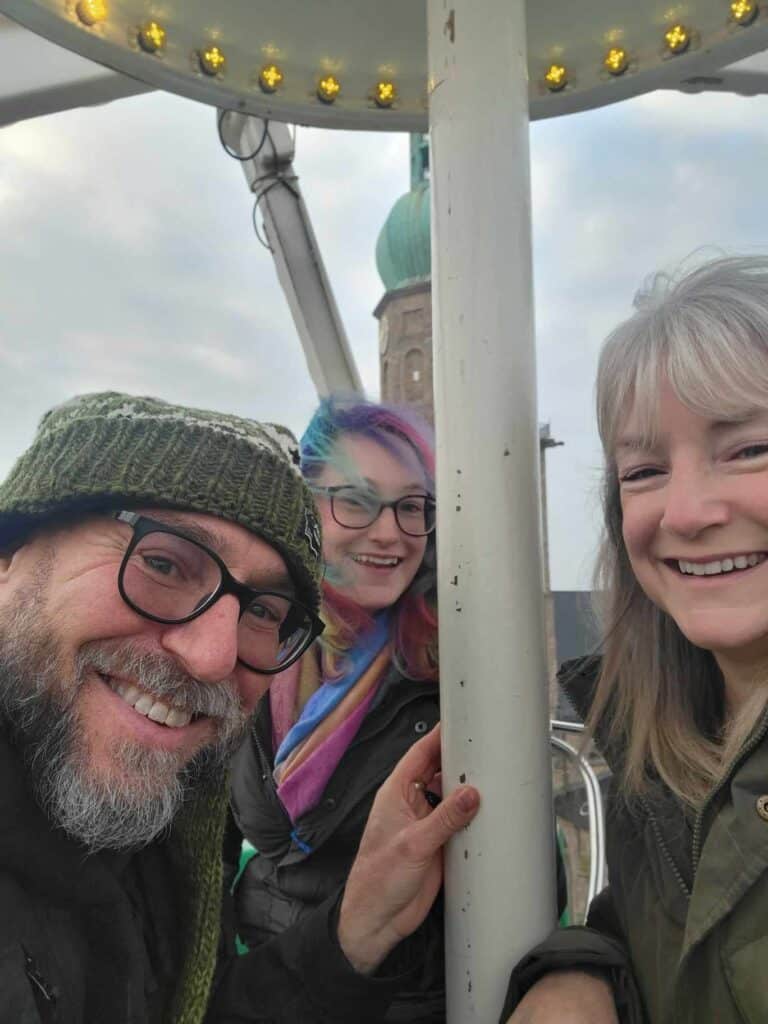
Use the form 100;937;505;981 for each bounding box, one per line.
427;1;555;1019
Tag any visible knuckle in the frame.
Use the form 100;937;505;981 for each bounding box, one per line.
392;830;422;862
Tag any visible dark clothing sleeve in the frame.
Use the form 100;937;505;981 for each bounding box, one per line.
206;890;413;1024
499;887;647;1024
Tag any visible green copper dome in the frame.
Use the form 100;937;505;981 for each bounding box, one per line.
375;181;431;292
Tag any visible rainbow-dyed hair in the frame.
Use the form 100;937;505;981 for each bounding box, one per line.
300;396;437;682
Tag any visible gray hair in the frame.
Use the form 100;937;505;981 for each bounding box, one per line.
598;255;768;458
589;255;768;806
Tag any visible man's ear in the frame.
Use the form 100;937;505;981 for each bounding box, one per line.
0;545;23;582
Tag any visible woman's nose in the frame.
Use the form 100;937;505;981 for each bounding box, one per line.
660;468;730;539
366;505;401;542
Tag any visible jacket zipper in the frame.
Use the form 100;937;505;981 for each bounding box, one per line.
251;705;278;791
640;796;691;900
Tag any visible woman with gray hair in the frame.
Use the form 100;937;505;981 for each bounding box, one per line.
504;255;768;1024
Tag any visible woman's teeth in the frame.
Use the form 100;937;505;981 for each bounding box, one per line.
101;675;192;728
677;553;766;576
351;554;401;567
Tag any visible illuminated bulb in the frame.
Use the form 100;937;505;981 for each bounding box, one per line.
544;63;568;91
604;47;629;75
317;75;341;103
259;64;284;93
75;0;107;26
731;0;759;24
138;21;166;53
374;80;397;107
200;45;226;76
665;24;691;54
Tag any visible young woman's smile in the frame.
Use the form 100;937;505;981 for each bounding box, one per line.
313;434;429;612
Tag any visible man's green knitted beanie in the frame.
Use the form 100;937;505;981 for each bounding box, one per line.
0;391;323;612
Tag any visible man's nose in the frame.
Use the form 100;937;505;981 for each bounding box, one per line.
159;594;240;683
660;467;730;539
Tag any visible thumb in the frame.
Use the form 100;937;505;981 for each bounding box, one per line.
411;784;480;857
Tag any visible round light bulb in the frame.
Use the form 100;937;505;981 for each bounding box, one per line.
138;20;166;54
731;0;759;25
604;47;629;76
544;63;568;91
259;63;284;93
75;0;107;26
665;24;691;54
200;45;226;76
374;80;397;107
317;74;341;103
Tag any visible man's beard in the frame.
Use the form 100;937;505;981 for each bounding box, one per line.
0;581;250;852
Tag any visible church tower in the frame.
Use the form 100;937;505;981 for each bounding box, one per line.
374;135;433;423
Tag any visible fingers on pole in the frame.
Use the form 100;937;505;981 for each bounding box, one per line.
391;722;442;790
406;784;480;861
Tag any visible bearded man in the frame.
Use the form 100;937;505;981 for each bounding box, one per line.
0;392;479;1024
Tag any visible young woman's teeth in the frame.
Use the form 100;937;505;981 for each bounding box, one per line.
677;553;766;576
104;676;192;728
352;554;400;567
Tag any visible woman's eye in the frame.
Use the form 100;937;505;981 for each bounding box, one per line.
733;443;768;460
619;466;663;483
399;499;424;515
338;491;376;513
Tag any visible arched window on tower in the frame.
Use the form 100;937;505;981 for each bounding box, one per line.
404;348;425;403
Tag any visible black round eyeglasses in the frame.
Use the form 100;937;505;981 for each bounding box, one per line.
113;511;324;674
311;486;436;537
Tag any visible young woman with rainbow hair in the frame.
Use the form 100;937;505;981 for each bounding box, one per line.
229;396;445;1022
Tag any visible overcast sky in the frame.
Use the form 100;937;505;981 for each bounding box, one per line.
2;80;768;589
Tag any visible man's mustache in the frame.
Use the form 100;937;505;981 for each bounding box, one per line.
77;640;246;726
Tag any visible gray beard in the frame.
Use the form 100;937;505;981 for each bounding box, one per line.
0;578;249;852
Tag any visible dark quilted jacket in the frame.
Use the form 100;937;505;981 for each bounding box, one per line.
229;666;446;1023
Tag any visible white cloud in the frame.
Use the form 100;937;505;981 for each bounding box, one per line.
4;80;768;590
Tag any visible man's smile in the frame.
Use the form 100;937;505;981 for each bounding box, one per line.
92;670;216;752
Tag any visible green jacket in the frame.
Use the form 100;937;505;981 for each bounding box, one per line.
502;656;768;1024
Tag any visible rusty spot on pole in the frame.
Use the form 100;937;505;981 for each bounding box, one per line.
445;9;455;42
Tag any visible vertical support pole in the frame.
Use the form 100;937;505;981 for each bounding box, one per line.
427;1;555;1020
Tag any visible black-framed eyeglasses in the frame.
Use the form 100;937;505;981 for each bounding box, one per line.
113;511;324;675
311;486;436;537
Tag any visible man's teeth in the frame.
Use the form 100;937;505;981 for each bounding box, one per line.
677;553;766;576
107;678;192;728
351;554;401;567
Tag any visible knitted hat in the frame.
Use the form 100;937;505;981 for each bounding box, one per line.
0;391;323;613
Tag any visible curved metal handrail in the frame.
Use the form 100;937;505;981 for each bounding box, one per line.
550;719;586;734
550;722;607;918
